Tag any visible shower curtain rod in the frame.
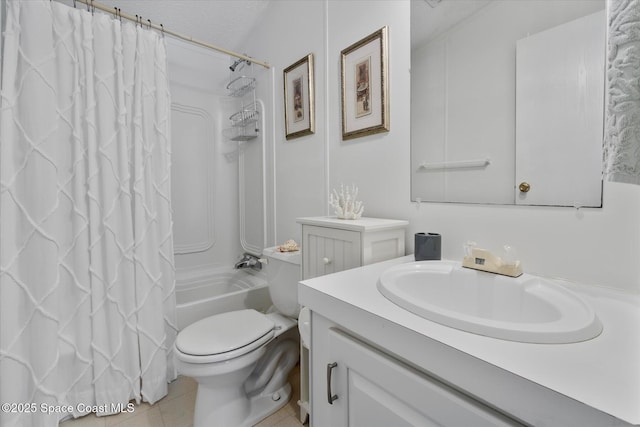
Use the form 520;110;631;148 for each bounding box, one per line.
72;0;270;69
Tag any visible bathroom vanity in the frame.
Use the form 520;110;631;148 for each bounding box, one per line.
299;256;640;426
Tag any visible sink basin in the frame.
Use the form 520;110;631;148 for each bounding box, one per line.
377;261;602;343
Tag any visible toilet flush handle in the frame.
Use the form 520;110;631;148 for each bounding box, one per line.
323;257;332;265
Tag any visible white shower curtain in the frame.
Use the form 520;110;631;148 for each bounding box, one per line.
0;1;177;426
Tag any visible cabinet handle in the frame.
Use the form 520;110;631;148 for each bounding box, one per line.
326;362;338;404
323;257;332;265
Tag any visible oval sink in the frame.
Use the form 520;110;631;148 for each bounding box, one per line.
377;261;602;343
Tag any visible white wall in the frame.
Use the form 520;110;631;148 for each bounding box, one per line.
241;0;328;246
0;0;4;82
406;182;640;293
326;1;412;222
245;0;640;294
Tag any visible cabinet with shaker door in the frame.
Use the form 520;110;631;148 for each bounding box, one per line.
316;314;524;427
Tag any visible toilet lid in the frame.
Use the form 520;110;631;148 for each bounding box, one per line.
176;309;275;358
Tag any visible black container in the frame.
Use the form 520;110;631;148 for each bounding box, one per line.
414;232;441;261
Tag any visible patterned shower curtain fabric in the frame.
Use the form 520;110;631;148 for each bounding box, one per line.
604;0;640;185
0;1;177;426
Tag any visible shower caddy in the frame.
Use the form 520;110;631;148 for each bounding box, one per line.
224;65;259;141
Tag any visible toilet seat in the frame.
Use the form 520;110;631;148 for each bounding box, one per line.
176;309;275;363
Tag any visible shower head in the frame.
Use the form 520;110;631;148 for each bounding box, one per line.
229;57;251;72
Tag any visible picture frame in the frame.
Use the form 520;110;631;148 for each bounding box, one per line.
341;26;389;140
283;53;315;140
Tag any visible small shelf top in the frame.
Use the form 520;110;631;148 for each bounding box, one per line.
296;216;409;232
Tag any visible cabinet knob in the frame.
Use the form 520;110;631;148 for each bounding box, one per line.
519;182;531;193
323;257;332;265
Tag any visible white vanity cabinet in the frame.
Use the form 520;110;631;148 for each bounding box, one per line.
324;325;522;427
297;217;408;280
300;257;638;427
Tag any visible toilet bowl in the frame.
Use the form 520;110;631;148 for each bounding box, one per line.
174;246;301;427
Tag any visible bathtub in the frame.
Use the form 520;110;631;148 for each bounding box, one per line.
176;269;273;330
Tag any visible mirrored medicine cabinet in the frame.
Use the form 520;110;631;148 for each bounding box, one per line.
410;0;606;206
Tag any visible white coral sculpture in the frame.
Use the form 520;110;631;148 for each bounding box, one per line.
329;184;364;220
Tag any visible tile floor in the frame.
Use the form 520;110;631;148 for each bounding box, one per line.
59;365;305;427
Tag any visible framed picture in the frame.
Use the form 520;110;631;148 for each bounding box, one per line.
341;26;389;140
283;54;315;140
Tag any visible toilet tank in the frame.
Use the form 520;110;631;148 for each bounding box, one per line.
262;246;301;319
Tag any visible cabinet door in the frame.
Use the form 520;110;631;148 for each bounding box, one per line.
326;329;523;427
302;225;361;279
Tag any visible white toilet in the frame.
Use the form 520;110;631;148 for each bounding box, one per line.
174;247;301;427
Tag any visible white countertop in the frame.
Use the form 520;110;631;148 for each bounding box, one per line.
299;255;640;425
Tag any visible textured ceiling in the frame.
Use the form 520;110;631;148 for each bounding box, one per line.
411;0;491;49
63;0;271;55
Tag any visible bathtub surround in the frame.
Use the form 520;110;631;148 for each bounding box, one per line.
165;36;270;287
604;0;640;185
0;1;176;426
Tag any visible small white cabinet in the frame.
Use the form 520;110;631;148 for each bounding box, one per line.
297;217;408;280
296;216;407;423
324;326;522;427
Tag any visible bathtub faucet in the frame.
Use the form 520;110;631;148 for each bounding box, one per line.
234;253;263;270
